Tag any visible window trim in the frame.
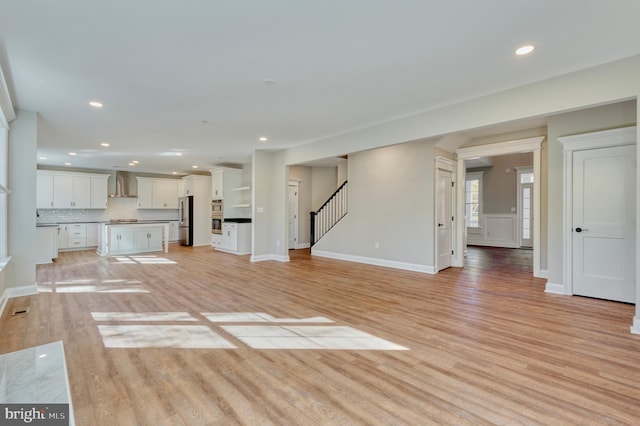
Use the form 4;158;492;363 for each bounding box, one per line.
465;171;483;229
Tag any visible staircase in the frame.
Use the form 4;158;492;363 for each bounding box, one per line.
310;180;348;246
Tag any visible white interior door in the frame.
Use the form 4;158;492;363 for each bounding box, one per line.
288;185;299;249
437;168;453;271
572;145;635;303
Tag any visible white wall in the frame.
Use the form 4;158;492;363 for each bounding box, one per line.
311;167;338;210
7;109;37;290
252;150;288;261
314;140;436;271
546;101;637;288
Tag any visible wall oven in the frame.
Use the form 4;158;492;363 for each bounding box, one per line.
211;199;223;234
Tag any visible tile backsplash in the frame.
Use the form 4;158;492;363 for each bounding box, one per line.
36;197;179;224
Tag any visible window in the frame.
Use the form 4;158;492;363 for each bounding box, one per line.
465;172;483;228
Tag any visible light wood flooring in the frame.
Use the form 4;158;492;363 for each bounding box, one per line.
2;245;640;425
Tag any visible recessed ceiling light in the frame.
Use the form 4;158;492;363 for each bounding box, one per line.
132;160;139;164
39;156;47;160
172;172;178;175
259;137;267;142
129;162;135;166
64;162;71;166
174;152;182;157
89;101;103;108
100;142;110;147
68;152;77;156
192;165;198;169
515;45;535;56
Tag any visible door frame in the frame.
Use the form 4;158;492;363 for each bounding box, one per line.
456;136;544;276
288;180;300;249
558;126;636;297
515;166;534;248
434;157;456;272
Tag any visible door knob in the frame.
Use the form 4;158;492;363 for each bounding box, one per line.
438;223;444;227
575;227;588;233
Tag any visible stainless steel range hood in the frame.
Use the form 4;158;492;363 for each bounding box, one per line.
110;171;136;198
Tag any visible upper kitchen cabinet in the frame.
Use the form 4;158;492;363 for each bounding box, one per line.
211;169;224;199
36;170;110;209
210;167;242;200
136;177;180;209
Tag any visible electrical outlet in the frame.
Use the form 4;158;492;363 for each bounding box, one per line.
375;242;379;249
276;240;280;247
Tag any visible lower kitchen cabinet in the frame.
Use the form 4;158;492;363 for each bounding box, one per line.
213;222;250;255
56;223;99;251
36;226;58;264
98;223;169;256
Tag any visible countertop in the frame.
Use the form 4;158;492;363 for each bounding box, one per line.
224;218;252;223
37;220;178;226
36;223;59;228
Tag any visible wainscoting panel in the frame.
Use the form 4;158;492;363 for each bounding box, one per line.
467;214;518;248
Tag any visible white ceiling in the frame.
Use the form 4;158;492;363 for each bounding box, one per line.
1;1;640;174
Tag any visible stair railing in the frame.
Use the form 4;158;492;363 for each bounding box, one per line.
310;180;348;246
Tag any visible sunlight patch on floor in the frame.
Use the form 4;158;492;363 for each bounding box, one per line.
202;312;333;323
111;255;177;265
38;279;149;293
222;325;409;350
92;312;197;322
98;325;236;349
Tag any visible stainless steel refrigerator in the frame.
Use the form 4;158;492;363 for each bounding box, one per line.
179;195;194;246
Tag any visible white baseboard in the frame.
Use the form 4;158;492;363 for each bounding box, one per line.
544;282;566;294
250;254;290;263
536;269;549;279
467;240;519;249
215;247;250;255
0;284;38;318
630;316;640;335
311;250;436;274
296;243;311;249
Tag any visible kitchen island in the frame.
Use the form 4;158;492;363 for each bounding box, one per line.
97;222;170;256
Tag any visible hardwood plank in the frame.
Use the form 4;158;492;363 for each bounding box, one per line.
0;245;639;424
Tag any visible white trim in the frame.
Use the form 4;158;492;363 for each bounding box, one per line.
516;166;534;248
435;157;457;272
559;125;637;298
455;136;544;277
250;254;290;263
559;126;636;152
631;316;640;335
538;269;548;279
0;65;15;128
457;136;545;159
0;284;39;318
312;249;436;274
544;282;567;295
296;243;311;249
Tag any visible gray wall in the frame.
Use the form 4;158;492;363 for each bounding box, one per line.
315;139;436;268
311;167;338;210
546;100;637;286
7;109;37;289
470;152;533;214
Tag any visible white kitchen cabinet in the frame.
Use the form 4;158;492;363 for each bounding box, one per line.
36;226;58;264
57;225;68;249
112;230;135;252
36;174;54;208
211;169;224;199
215;222;250;255
136;229;163;250
90;176;109;208
86;223;99;246
98;223;169;256
170;221;180;242
136;177;179;209
37;170;110;209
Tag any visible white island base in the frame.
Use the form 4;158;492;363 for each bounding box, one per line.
97;222;170;256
